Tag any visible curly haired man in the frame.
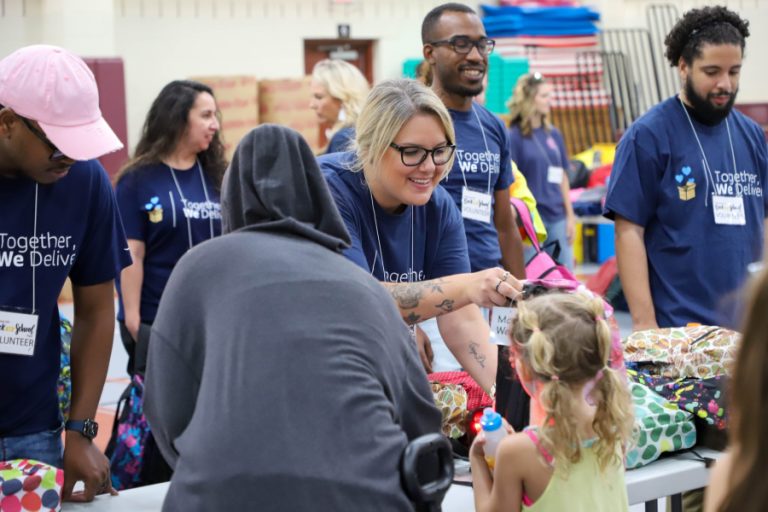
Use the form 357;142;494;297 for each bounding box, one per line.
604;6;767;332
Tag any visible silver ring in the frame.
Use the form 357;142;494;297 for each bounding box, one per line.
495;280;503;293
501;271;510;282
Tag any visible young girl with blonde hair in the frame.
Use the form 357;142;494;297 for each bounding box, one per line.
470;292;634;511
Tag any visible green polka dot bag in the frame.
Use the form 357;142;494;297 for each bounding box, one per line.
625;381;697;469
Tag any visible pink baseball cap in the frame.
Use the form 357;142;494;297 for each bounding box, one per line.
0;45;123;161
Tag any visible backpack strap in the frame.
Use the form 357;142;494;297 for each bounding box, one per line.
510;197;542;252
104;380;134;458
520;427;554;507
523;426;555;466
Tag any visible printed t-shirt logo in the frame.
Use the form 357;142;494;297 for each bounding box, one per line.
675;166;696;201
145;196;163;223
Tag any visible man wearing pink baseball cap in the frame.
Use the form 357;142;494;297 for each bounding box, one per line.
0;45;132;504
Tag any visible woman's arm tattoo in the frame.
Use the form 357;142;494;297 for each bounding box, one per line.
390;283;423;309
468;341;486;368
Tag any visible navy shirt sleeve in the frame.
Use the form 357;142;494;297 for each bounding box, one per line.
603;127;663;226
115;171;147;242
494;117;514;190
69;160;132;286
326;126;355;154
429;192;471;277
331;184;370;272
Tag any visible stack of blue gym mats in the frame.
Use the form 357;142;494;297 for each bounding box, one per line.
481;5;601;38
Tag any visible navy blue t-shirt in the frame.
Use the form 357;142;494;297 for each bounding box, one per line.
0;160;131;436
440;104;514;272
326;126;355;154
319;152;471;282
604;96;768;327
115;162;221;324
508;126;569;222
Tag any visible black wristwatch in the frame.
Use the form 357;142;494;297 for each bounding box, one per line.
65;419;99;440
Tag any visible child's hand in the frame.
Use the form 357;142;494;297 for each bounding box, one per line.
470;431;487;459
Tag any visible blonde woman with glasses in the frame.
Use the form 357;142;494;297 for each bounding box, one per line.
319;78;523;394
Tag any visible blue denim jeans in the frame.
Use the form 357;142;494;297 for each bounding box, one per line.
0;426;63;467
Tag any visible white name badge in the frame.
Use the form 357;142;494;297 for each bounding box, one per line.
0;309;38;356
490;307;517;345
712;195;746;225
462;187;492;223
547;165;564;184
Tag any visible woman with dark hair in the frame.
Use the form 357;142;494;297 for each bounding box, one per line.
507;72;575;270
115;80;226;378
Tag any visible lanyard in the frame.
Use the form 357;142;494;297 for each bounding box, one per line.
368;190;414;282
369;189;417;339
167;159;215;249
532;130;561;167
457;105;495;195
678;98;738;207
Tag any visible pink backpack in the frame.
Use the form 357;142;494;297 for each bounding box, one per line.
510;197;578;282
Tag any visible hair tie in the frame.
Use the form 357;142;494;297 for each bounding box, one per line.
550;375;559;382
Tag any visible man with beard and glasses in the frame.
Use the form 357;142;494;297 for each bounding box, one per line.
418;3;525;377
0;45;130;502
604;6;767;331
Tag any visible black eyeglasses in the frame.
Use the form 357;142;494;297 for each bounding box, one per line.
389;142;456;167
427;36;496;56
19;117;68;162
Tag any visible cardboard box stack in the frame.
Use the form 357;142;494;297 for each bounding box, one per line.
259;76;319;153
192;75;320;157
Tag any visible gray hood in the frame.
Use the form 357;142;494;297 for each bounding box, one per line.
221;124;351;252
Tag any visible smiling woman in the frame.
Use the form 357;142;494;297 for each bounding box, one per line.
318;78;523;394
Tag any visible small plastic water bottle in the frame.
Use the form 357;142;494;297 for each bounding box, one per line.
480;408;505;470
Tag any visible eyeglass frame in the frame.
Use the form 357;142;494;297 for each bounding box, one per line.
389;142;457;167
18;116;68;162
426;36;496;56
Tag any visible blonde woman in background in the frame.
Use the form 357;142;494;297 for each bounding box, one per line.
507;73;575;270
309;59;370;154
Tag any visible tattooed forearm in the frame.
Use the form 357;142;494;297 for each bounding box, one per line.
468;341;486;368
404;312;421;325
435;299;454;313
426;278;447;294
390;283;423;309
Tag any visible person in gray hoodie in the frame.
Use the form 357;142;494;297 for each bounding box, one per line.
143;124;441;511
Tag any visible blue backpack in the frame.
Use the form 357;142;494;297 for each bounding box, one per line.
105;375;151;490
